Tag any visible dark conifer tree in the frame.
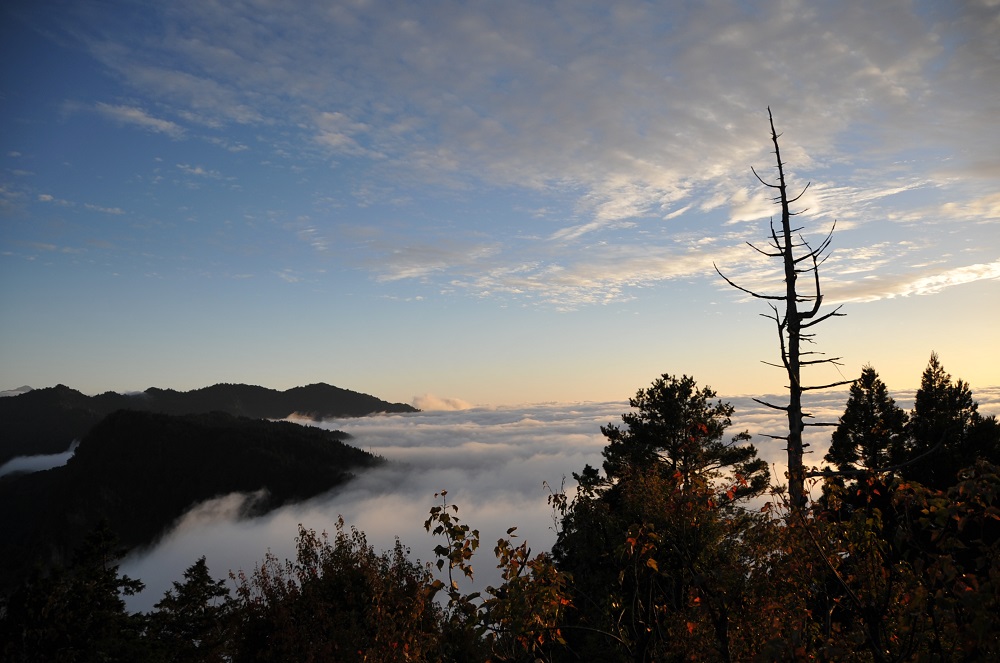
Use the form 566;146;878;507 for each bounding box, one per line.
553;374;769;661
600;374;769;501
825;365;908;478
0;521;147;662
147;557;234;663
905;353;981;488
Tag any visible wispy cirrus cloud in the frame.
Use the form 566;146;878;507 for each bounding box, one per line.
885;190;1000;227
84;203;125;215
828;259;1000;304
313;112;378;157
38;193;125;215
935;193;1000;223
374;242;501;283
94;103;185;138
117;64;265;126
37;193;71;206
176;163;226;179
77;2;989;198
449;242;754;309
25;241;84;254
274;269;302;283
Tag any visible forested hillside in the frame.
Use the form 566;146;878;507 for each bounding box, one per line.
0;410;382;601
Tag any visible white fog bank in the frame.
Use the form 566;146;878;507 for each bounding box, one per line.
121;387;1000;613
0;440;79;478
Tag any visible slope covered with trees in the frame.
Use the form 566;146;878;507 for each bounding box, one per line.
0;409;383;600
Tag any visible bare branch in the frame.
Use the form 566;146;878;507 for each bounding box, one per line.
746;241;783;258
787;181;811;204
769;220;782;251
805;433;948;479
750;165;779;189
752;397;789;411
800;379;855;391
800;357;844;366
801;306;845;328
714;263;786;301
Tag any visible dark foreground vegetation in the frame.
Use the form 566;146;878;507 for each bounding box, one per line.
2;355;997;662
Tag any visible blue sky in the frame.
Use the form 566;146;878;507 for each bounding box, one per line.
2;0;998;406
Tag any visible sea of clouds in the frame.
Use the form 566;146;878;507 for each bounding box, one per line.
92;386;1000;611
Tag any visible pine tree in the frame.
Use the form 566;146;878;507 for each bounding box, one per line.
147;557;233;662
0;520;147;662
905;353;980;488
553;374;769;661
600;374;769;502
825;365;908;477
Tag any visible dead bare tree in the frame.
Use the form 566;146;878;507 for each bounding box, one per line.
715;108;851;508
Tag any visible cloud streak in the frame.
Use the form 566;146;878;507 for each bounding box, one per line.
410;394;475;411
827;260;1000;304
94;103;185;138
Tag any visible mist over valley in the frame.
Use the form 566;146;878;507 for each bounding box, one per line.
102;386;1000;611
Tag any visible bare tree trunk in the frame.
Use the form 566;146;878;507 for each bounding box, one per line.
770;117;806;507
715;108;849;509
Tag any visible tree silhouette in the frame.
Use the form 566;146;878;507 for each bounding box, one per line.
904;352;982;489
600;374;769;502
715;108;850;508
0;520;147;662
553;374;769;660
147;556;233;662
825;365;908;478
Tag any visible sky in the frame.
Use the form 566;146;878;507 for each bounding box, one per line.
2;0;998;407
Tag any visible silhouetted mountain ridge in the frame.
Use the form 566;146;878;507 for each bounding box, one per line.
0;382;416;464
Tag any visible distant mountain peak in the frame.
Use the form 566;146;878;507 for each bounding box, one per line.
0;381;418;465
